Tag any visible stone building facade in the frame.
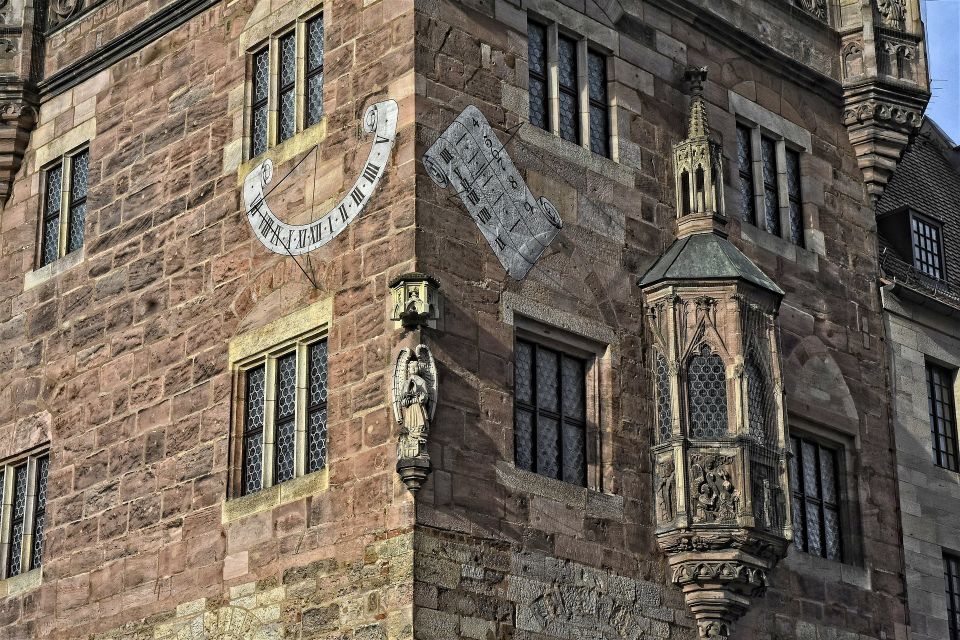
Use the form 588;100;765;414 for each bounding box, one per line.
0;0;931;638
878;118;960;640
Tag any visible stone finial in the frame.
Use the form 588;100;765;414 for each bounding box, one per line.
685;66;709;139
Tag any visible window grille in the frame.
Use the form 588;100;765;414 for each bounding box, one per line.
736;124;756;226
277;32;297;143
687;344;728;439
40;164;62;267
1;453;49;578
39;148;89;267
251;48;269;156
928;363;958;472
746;355;771;444
274;352;297;483
945;552;960;640
305;16;325;127
912;214;944;279
514;339;587;485
306;341;328;473
760;135;780;236
7;465;27;577
242;365;266;495
785;148;803;246
789;436;842;561
587;50;609;157
29;456;48;571
655;352;672;443
527;21;549;132
557;35;579;144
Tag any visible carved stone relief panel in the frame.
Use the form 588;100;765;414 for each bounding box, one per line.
842;41;864;80
690;452;739;523
655;455;677;525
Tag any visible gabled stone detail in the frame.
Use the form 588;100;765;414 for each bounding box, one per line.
840;0;930;203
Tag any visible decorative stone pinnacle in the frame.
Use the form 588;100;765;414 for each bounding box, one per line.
685;67;709;139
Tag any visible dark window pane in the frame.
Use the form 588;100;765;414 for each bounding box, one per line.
514;408;534;471
655;352;672;443
928;363;959;471
562;357;585;419
535;348;559;413
307;340;328;473
537;415;561;479
8;464;28;577
251;48;269;155
276;353;297;421
308;340;328;406
736;124;756;225
912;215;944;279
687;344;728;438
527;21;548;131
515;341;533;404
30;456;49;570
274;352;297;483
278;32;296;142
67;149;89;254
306;16;324;127
41;164;63;266
587;50;609;157
558;35;579;144
791;436;843;561
307;408;328;473
945;554;960;640
761;136;780;236
275;416;296;483
786;148;804;246
746;356;769;443
243;365;266;494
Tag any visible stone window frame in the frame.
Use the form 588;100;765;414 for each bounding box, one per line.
728;92;824;264
0;448;49;594
525;12;618;161
224;298;331;523
511;316;607;492
245;6;325;161
926;360;959;472
36;145;89;269
784;421;863;567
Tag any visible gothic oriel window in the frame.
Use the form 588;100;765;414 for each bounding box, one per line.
927;362;958;472
746;355;771;443
655;352;672;443
239;336;328;496
525;18;612;158
687;344;728;439
514;338;587;485
39;148;89;267
911;213;944;279
1;453;49;578
945;552;960;640
789;436;842;561
248;11;325;158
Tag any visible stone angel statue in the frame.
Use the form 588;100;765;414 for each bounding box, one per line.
392;345;438;462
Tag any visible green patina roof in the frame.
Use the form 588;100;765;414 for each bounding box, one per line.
639;233;784;296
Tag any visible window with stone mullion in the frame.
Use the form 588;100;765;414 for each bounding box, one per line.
785;147;804;247
945;552;960;640
305;15;325;128
514;339;587;486
760;135;781;236
274;352;297;484
527;21;549;132
557;34;580;145
277;31;297;143
40;163;63;267
250;47;269;156
67;149;89;254
6;465;27;578
29;456;48;571
306;340;328;473
789;436;842;561
242;364;266;495
587;49;609;157
927;363;959;472
736;124;757;226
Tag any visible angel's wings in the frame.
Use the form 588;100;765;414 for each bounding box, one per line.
392;348;412;425
414;344;438;420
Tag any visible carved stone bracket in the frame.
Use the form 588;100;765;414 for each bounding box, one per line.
0;87;38;205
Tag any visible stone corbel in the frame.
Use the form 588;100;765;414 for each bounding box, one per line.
0;84;38;205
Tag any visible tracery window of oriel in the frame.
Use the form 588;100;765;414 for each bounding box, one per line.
639;67;791;640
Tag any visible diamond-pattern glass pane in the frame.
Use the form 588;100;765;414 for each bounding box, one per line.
68;150;89;254
737;124;757;225
559;92;578;143
276;353;297;421
824;508;841;561
8;465;27;577
537;416;560;480
307;16;324;71
535;349;559;413
529;77;548;131
561;357;585;419
308;341;328;406
8;522;23;577
792;435;843;561
687;344;728;438
45;164;62;217
589;105;608;157
41;215;60;267
587;51;608;156
801;441;818;497
514;408;534;471
761;136;780;235
307;74;324;127
792;494;805;553
786;149;803;245
306;17;324;127
819;448;837;503
252;49;269;103
30;456;49;570
528;22;548;131
70;150;89;201
307;408;327;473
41;164;63;266
275;417;295;483
562;422;585;485
558;36;577;88
251;48;269;156
805;499;822;556
515;341;533;404
243;366;265;494
279;89;296;143
655;352;672;442
279;32;296;87
588;51;606;103
746;358;768;442
252;105;268;157
68;204;86;253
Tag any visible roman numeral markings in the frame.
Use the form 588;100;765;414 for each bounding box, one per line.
362;163;380;183
350;186;365;205
338;204;349;222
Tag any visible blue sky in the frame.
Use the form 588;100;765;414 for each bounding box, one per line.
923;0;960;143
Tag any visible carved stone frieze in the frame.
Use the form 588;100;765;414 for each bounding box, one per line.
793;0;827;22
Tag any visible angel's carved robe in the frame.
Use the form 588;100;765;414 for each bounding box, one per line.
399;362;430;459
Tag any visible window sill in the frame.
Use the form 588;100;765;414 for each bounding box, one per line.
740;222;821;271
24;249;85;291
0;568;41;598
235;118;327;185
781;547;869;589
517;122;633;187
494;460;624;522
222;468;328;524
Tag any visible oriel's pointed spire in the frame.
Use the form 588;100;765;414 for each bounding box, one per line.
686;66;709;139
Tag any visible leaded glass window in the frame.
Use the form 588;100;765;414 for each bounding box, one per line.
251;47;269;156
736;124;756;226
514;339;587;486
1;453;48;578
655;352;672;443
927;363;958;472
527;21;549;132
746;355;771;444
278;32;296;143
789;436;842;561
239;336;329;495
557;35;579;144
785;148;803;247
945;552;960;640
587;49;609;157
912;214;944;280
39;148;89;267
760;135;780;236
687;344;728;439
306;15;324;127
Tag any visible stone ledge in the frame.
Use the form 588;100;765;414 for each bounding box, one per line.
0;568;41;598
24;249;85;291
495;460;625;522
741;222;821;270
221;469;329;524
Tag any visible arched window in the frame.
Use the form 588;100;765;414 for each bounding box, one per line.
687;344;728;438
746;354;771;443
655;352;672;443
680;170;691;215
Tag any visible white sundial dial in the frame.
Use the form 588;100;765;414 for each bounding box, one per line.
242;99;399;255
